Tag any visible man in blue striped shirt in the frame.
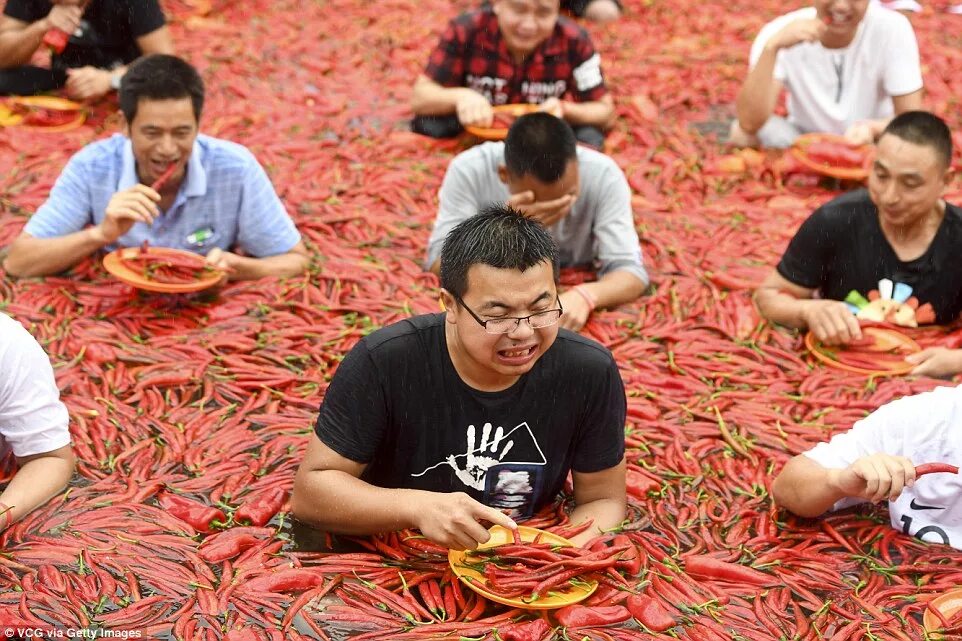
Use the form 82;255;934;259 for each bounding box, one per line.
3;54;309;280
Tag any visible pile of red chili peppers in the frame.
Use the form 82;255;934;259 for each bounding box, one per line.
1;0;962;639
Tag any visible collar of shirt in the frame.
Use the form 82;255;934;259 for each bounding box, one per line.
117;137;208;201
478;11;566;66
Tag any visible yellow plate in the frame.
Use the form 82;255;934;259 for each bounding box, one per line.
448;525;597;610
464;104;540;141
923;588;962;638
2;96;86;131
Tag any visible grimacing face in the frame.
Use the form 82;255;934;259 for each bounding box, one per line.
445;261;560;387
125;97;199;190
814;0;869;39
491;0;560;57
868;134;951;230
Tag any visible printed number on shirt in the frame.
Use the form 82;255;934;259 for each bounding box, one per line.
900;515;951;546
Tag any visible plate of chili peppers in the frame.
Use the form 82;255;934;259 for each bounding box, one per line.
464;104;540;141
0;96;85;132
805;325;921;376
924;588;962;639
448;525;602;610
790;133;874;181
103;241;225;293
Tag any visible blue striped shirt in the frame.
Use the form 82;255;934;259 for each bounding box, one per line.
25;134;301;257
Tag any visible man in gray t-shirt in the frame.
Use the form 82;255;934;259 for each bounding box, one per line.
425;113;647;330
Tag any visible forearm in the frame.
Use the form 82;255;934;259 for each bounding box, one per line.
754;287;811;329
227;251;309;281
411;78;474;116
576;270;647;309
291;469;422;535
772;455;847;518
736;46;780;133
3;229;106;278
562;98;614;128
567;497;626;547
0;20;48;68
0;452;75;526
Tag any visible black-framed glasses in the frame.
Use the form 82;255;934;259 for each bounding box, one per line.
455;295;564;335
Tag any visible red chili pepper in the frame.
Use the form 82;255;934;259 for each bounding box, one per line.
150;162;178;191
803;141;866;168
915;463;959;477
41;28;69;53
683;555;775;587
245;569;326;593
556;605;631;628
156;493;227;533
626;594;675;632
497;619;551;641
233;488;287;527
197;527;272;563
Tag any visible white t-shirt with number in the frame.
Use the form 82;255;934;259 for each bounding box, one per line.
805;385;962;550
0;313;70;457
749;3;923;135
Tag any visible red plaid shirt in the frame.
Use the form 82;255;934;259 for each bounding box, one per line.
424;8;607;105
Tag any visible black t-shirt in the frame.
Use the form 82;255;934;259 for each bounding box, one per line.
314;313;626;520
778;189;962;325
4;0;165;70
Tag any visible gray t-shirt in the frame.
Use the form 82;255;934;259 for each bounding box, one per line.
424;142;647;284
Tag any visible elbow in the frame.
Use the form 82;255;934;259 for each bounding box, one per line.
2;249;36;278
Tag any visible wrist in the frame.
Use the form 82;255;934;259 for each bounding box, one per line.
572;285;597;312
87;225;109;247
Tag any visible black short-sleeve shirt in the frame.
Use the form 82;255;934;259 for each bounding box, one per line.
314;314;626;520
777;189;962;325
4;0;165;70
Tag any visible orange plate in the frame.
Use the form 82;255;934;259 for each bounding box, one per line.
790;132;873;181
5;95;86;132
923;588;962;638
805;326;921;376
448;525;597;610
103;247;224;294
464;104;540;141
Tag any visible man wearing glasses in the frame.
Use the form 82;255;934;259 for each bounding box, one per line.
293;205;627;549
730;0;922;148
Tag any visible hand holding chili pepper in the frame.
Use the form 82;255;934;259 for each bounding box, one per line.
410;491;517;550
767;18;825;51
95;185;161;245
455;90;494;128
801;299;862;346
828;453;917;503
43;4;82;40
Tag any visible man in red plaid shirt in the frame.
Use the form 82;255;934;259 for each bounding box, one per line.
411;0;614;148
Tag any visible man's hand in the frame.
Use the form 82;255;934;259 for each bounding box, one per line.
559;289;591;331
768;18;825;51
65;67;113;100
204;247;239;284
95;185;161;245
906;347;962;379
44;4;82;35
843;121;876;146
411;491;517;550
828;453;916;503
538;97;564;119
801;300;862;345
455;91;494;127
506;190;575;228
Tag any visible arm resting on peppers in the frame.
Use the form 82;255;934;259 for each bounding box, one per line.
0;445;75;530
754;270;863;346
773;452;916;518
291;435;518;551
565;456;627;547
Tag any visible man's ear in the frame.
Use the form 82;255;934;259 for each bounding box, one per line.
942;166;955;192
497;164;510;185
440;289;457;321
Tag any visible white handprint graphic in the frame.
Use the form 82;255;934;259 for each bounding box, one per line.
443;422;515;490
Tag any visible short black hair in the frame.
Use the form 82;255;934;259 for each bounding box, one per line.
119;54;205;124
440;203;560;299
504;113;578;183
880;111;953;168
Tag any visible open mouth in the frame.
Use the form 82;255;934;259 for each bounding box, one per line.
496;344;538;365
